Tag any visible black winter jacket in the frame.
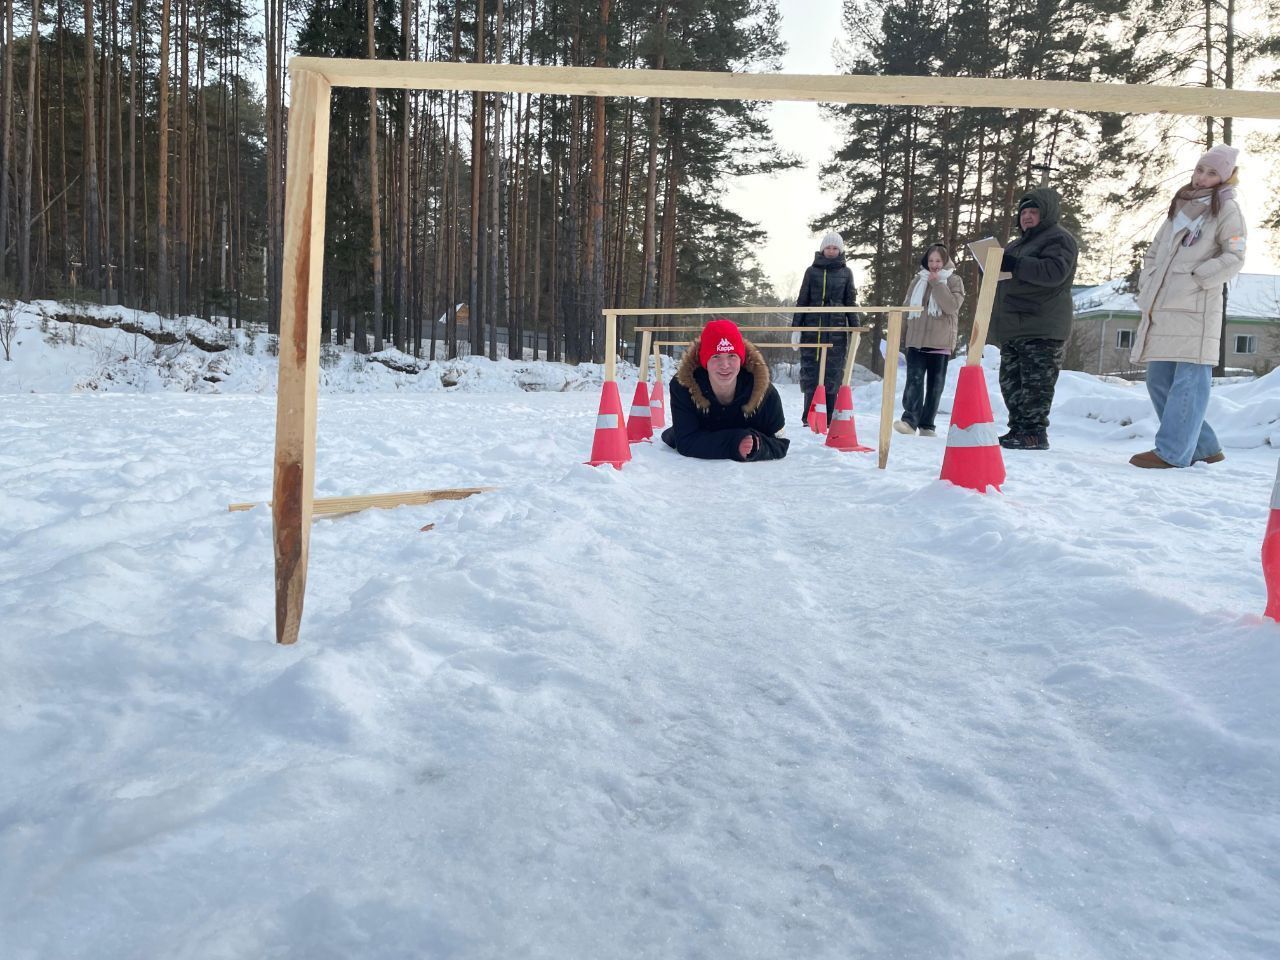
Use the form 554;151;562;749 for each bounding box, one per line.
990;186;1079;345
660;341;790;461
794;252;858;335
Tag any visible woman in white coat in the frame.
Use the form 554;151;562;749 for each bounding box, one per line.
1128;144;1246;469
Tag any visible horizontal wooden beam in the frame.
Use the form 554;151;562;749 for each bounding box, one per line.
288;58;1280;120
233;486;495;516
617;306;910;316
638;325;872;334
655;341;832;350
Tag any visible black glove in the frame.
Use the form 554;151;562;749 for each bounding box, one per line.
1000;252;1018;274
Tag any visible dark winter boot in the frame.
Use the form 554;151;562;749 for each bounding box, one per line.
1001;431;1050;451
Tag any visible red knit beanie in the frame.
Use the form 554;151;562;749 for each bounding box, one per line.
698;318;746;367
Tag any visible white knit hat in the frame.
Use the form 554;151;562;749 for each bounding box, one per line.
820;231;844;252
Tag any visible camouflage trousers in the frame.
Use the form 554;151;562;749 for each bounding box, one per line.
998;337;1065;434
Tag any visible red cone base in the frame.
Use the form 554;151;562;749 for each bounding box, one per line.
586;381;632;468
626;381;653;443
939;365;1005;493
825;384;872;452
810;385;828;435
650;381;666;430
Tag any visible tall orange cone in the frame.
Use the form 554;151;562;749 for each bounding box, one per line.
1263;460;1280;620
825;384;872;452
649;381;666;430
626;381;653;443
939;365;1005;493
809;385;828;435
586;381;632;468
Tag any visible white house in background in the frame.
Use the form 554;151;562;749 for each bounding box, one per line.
1068;273;1280;377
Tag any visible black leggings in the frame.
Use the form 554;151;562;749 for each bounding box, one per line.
900;348;950;430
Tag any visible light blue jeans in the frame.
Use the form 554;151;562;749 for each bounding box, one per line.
1145;360;1220;467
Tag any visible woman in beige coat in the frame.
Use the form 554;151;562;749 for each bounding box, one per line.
894;243;965;436
1128;144;1246;468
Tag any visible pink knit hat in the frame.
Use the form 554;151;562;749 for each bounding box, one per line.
1198;144;1240;181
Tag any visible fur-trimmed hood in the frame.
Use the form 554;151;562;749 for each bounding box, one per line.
674;339;772;416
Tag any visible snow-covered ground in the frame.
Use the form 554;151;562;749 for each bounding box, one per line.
3;305;1280;958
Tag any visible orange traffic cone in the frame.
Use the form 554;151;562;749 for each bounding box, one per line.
626;381;653;443
939;365;1005;493
649;381;666;430
825;384;872;452
810;385;828;435
586;381;632;468
1263;460;1280;620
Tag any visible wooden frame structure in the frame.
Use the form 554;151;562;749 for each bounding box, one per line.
612;305;908;466
273;57;1280;645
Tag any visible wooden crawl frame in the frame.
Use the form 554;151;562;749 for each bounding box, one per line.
614;305;912;470
272;57;1280;645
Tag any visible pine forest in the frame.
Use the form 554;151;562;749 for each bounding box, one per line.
0;0;1275;369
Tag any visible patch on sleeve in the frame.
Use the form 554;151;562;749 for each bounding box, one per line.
1228;235;1246;254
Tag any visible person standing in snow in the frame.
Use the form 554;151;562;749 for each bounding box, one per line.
1127;145;1246;469
989;186;1079;451
793;231;858;423
661;318;790;461
894;243;965;437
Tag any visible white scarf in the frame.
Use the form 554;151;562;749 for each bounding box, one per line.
1171;195;1211;245
907;268;952;317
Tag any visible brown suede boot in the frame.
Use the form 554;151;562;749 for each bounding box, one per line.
1129;449;1178;469
1193;451;1226;464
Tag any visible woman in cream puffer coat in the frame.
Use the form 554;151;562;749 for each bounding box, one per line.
1128;144;1247;469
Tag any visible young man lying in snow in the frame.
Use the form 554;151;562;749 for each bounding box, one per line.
661;318;790;461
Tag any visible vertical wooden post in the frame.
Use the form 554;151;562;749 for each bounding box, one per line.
652;338;664;383
817;342;829;388
604;311;617;381
967;246;1005;366
638;330;652;382
878;310;904;470
272;69;332;645
842;331;862;386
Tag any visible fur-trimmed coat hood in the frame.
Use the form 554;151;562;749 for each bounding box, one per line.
674;338;772;417
661;337;790;461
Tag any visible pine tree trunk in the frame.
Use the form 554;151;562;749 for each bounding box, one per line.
588;0;611;363
399;0;411;351
657;133;679;309
530;94;544;361
468;0;485;355
366;0;384;352
156;0;170;312
0;0;13;287
17;0;38;298
112;0;125;301
82;0;102;293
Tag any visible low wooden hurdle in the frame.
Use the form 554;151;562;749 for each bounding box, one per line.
268;56;1280;645
608;306;908;466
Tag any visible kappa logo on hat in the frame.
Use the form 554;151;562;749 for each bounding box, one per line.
715;337;735;354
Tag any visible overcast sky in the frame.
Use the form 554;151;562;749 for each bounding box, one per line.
722;0;845;301
725;0;1278;299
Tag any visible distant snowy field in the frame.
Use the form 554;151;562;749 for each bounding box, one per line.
3;304;1280;959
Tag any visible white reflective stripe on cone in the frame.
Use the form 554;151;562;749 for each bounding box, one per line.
1271;459;1280;509
815;404;827;413
630;405;651;417
597;414;620;429
945;421;999;448
649;398;662;407
831;410;853;421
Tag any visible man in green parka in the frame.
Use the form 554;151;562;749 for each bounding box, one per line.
990;186;1079;451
